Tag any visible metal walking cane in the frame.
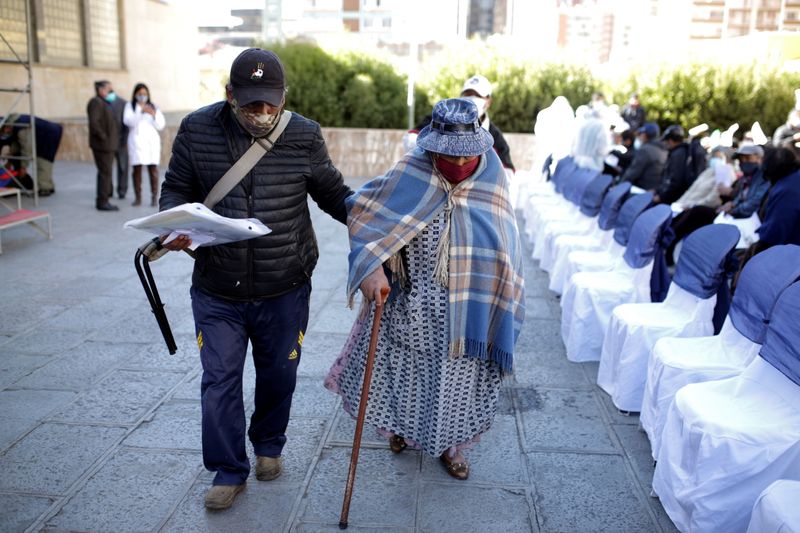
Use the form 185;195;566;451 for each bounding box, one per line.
338;287;390;530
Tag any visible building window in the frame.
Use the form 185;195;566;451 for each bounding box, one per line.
2;0;123;68
39;0;85;66
88;0;121;68
0;0;29;61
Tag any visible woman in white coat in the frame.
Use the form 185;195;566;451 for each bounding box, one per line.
123;83;165;206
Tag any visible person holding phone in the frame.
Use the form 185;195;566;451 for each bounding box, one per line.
123;82;166;206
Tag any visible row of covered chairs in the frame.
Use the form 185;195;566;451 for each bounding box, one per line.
523;155;800;532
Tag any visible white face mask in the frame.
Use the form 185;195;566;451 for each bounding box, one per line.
464;96;486;117
634;138;643;150
136;94;148;104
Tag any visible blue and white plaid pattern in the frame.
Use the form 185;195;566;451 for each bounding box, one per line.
346;148;525;373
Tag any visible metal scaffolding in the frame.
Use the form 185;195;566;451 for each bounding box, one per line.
0;0;38;205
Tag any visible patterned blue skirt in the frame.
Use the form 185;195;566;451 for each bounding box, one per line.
327;211;502;457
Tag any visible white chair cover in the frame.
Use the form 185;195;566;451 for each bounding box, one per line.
640;316;760;460
532;204;584;259
558;243;627;300
547;228;613;293
746;480;800;533
524;157;576;240
597;284;716;412
538;173;611;271
547;182;632;285
562;261;654;362
531;168;597;258
640;244;800;460
539;217;595;271
652;356;800;533
597;224;741;413
559;192;653;299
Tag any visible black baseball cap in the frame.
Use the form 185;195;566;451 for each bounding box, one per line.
230;48;285;107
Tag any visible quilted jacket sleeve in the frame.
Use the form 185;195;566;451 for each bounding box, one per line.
307;124;353;225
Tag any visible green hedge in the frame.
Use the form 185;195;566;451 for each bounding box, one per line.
419;40;598;133
259;41;797;136
260;42;430;129
608;64;800;137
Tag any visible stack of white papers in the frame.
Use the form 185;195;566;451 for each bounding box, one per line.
124;203;270;250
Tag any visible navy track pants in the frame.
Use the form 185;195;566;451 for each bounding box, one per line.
190;283;311;485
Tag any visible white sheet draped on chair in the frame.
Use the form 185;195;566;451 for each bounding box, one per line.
640;244;800;460
531;167;597;259
559;192;653;300
597;284;717;412
641;316;760;460
746;480;800;533
653;357;800;533
546;182;631;290
596;224;740;413
538;173;611;271
653;281;800;533
561;205;671;363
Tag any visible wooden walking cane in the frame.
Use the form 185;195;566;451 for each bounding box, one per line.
338;287;390;530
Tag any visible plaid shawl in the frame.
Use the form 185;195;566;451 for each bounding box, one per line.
346;148;525;373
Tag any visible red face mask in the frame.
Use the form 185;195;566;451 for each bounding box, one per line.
435;155;480;184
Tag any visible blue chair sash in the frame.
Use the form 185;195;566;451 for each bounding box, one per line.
730;244;800;344
613;192;653;246
552;156;576;193
565;168;600;206
622;205;673;301
673;225;741;299
759;281;800;387
673;225;741;330
579;173;613;217
597;182;631;230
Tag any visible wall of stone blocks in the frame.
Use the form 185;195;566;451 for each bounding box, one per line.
56;120;536;178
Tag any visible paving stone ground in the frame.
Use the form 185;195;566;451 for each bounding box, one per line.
0;162;678;532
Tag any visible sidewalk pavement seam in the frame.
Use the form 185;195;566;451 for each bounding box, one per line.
524;447;623;456
592;387;667;533
151;465;207;533
283;396;342;533
22;368;198;533
511;387;543;533
0;488;63;500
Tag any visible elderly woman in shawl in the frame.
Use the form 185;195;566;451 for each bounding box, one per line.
325;98;525;480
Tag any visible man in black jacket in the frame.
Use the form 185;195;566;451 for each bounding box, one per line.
654;125;691;205
87;80;119;210
161;48;352;510
622;122;667;190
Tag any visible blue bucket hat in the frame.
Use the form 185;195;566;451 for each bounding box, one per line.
416;98;494;157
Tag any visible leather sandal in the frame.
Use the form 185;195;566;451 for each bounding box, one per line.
389;434;407;454
439;453;469;480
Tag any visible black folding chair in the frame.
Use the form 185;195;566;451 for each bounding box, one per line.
134;237;177;355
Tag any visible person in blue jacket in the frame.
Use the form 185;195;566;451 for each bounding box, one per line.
718;144;769;218
757;147;800;247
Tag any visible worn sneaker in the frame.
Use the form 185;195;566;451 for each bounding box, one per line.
204;483;245;510
255;456;283;481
